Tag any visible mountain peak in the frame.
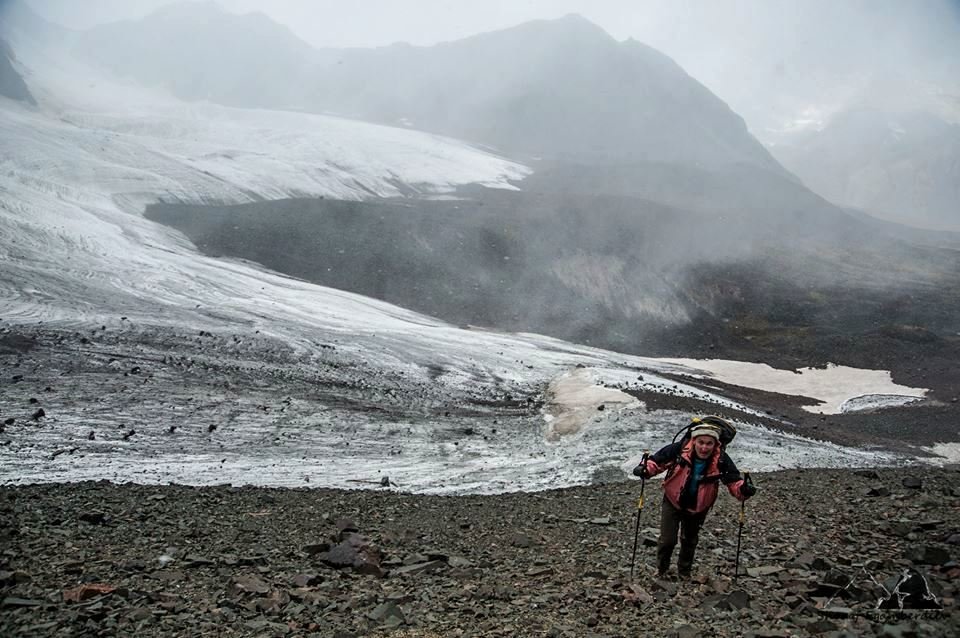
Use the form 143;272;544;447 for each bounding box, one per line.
448;12;616;49
149;0;227;19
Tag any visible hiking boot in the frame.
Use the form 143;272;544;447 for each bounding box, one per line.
677;570;692;580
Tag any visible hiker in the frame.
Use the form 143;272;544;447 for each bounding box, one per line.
633;416;756;578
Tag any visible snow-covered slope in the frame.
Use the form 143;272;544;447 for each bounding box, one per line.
0;53;937;492
1;49;527;323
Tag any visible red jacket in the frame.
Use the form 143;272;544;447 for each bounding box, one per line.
642;439;748;515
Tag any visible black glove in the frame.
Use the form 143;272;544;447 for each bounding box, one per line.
632;463;649;479
741;482;757;498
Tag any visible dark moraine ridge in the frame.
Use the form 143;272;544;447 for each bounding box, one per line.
1;468;958;637
146;178;960;409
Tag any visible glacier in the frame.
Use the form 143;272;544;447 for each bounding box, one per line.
0;52;938;493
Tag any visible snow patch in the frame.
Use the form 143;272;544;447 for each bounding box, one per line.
922;442;960;464
660;359;927;415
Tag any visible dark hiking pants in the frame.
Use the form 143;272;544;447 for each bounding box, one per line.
657;496;708;575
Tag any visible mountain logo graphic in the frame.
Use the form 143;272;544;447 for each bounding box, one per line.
877;568;942;611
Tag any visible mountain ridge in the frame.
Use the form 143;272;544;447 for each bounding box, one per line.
64;3;785;172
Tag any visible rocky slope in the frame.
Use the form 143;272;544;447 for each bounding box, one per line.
2;467;958;637
0;38;34;104
772;109;960;232
146;181;960;410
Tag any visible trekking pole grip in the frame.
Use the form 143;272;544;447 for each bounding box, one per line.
637;450;650;509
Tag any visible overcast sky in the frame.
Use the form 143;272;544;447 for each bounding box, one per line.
24;0;776;48
19;0;960;137
23;0;959;53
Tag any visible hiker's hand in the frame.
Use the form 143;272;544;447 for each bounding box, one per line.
633;463;649;478
741;482;757;498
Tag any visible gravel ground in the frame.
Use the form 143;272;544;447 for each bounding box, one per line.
2;467;958;637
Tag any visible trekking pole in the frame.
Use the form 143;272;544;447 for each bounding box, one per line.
629;451;650;580
733;471;752;582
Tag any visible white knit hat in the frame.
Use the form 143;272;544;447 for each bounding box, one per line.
690;424;721;441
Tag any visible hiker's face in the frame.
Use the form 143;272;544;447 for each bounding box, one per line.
693;436;717;459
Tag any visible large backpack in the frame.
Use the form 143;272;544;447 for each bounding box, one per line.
671;415;737;450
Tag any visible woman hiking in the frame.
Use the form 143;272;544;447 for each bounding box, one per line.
633;416;756;578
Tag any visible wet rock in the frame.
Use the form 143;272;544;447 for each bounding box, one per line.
854;470;881;480
303;542;330;556
402;552;429;565
641;527;659;547
128;607;153;622
254;589;290;614
511;533;535;548
368;601;405;626
230;574;271;595
78;512;107;525
866;486;890;497
291;573;322;587
653;579;679;596
719;589;750;610
810;557;834;571
321;536;383;576
448;556;473;568
886;521;914;538
905;545;950;565
902;477;923;490
0;570;29;586
323;542;359;568
31;408;45;420
335;518;358;537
